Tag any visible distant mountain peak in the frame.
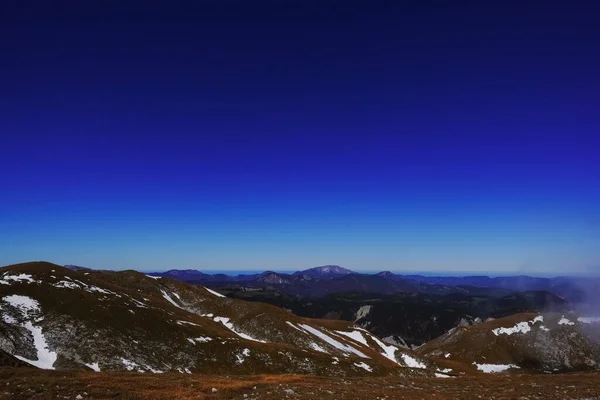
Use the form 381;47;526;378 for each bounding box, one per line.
313;265;352;274
296;265;353;278
376;271;396;278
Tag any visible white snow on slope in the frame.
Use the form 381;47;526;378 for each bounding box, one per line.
297;324;368;358
84;284;117;296
3;294;40;314
0;273;38;285
188;336;212;344
492;321;531;336
578;317;600;324
367;333;399;364
353;362;372;372
53;277;121;297
309;343;328;353
161;290;183;309
205;287;226;298
14;321;58;369
85;362;101;372
129;298;148;308
177;320;201;327
213;317;267;343
286;322;329;353
435;373;454;378
399;353;427;369
53;280;81;290
334;330;368;346
473;362;520;373
121;358;142;372
235;348;250;364
492;315;550;335
146;275;161;280
2;295;57;369
558;316;575;326
286;321;305;332
120;358;164;373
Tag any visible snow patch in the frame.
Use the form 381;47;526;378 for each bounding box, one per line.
213;316;267;343
2;295;57;370
367;333;399;364
235;348;250;364
399;353;427;369
85;362;101;372
297;324;368;358
334;330;368;346
205;287;226;298
492;321;531;336
53;280;81;290
473;362;520;373
435;373;454;378
286;321;305;333
309;343;328;353
187;336;212;344
145;275;161;280
0;273;38;285
353;362;372;372
558;316;575;326
161;290;183;309
3;294;40;314
130;298;148;308
177;320;201;327
493;315;550;336
121;358;140;371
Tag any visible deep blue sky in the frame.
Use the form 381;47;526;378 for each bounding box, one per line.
1;1;599;273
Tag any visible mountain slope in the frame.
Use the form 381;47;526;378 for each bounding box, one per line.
0;262;433;376
417;312;600;373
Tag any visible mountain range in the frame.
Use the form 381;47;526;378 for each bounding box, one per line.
149;265;600;308
1;261;600;379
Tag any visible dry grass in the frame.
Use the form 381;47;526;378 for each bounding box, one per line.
1;368;600;400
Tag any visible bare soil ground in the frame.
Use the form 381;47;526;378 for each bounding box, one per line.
0;368;599;400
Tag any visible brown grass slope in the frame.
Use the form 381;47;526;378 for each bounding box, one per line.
0;261;432;377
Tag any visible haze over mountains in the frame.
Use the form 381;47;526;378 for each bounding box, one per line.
148;265;600;307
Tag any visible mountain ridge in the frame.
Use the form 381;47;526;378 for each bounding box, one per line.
0;261;434;376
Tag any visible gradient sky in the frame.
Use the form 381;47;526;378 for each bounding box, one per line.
1;1;599;273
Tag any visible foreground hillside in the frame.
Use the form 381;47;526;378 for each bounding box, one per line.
0;368;599;400
0;262;434;376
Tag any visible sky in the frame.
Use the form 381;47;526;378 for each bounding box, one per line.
1;1;599;274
